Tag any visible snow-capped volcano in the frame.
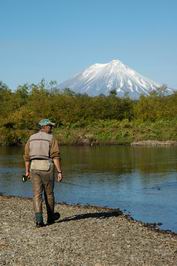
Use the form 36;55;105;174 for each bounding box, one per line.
59;59;161;98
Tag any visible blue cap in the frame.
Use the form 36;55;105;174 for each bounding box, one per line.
38;119;55;127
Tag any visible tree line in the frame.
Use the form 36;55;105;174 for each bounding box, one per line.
0;80;177;144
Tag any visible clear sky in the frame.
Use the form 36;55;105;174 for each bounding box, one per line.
1;0;177;89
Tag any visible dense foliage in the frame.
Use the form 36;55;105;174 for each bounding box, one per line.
0;80;177;145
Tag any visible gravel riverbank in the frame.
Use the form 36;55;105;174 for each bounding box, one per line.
0;195;177;266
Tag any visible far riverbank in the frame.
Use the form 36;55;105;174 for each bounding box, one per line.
1;119;177;146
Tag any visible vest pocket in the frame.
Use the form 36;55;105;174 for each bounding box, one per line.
30;160;51;171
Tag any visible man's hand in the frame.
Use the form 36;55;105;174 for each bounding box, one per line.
57;172;63;182
25;161;30;179
25;170;30;179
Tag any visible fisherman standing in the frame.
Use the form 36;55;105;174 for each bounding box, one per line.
24;119;63;227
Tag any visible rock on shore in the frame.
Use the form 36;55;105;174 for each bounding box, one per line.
131;140;177;146
0;196;177;265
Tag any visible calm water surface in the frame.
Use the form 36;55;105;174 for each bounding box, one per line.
0;146;177;232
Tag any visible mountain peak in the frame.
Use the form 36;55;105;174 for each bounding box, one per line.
59;60;162;99
107;59;128;72
110;59;122;64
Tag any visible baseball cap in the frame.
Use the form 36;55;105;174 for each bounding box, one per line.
38;119;55;127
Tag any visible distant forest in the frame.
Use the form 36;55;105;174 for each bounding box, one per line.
1;80;177;145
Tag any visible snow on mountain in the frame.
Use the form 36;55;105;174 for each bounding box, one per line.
59;59;167;98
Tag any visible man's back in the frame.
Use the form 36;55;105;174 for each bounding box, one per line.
29;131;53;160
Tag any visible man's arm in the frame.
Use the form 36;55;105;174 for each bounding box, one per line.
50;137;63;182
23;141;31;178
25;161;30;177
53;158;63;182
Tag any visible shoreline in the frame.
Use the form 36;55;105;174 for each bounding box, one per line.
1;140;177;147
1;195;177;265
1;194;177;236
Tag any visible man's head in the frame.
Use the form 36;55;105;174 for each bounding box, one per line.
38;119;55;134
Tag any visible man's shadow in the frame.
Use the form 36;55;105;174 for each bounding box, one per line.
57;209;123;223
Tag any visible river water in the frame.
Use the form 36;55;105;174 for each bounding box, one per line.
0;146;177;232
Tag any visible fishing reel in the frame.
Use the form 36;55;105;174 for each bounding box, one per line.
22;175;28;182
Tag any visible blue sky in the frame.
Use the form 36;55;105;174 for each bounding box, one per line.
1;0;177;89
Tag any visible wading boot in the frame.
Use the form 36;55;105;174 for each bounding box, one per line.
35;212;44;228
47;212;60;225
36;221;45;228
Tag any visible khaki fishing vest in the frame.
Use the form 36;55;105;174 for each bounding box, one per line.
29;131;53;160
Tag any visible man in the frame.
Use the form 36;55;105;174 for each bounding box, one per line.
24;118;63;227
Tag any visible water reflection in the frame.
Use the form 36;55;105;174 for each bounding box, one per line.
0;145;177;232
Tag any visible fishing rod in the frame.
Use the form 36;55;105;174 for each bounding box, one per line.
22;175;88;188
60;180;89;188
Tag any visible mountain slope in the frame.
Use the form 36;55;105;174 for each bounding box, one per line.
59;60;162;98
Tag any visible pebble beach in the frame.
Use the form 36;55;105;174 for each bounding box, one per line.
0;195;177;266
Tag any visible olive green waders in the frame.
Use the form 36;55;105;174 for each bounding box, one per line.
30;163;55;223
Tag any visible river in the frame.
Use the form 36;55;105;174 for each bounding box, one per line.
0;145;177;232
